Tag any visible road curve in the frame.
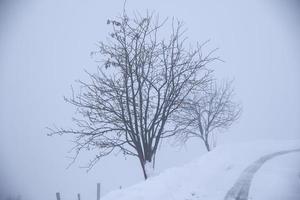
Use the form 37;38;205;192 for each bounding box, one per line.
224;148;300;200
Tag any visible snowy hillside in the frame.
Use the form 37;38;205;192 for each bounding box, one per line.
102;140;300;200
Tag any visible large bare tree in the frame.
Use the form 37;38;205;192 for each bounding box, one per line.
173;81;241;151
49;11;217;179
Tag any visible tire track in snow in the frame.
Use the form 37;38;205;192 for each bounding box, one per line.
224;148;300;200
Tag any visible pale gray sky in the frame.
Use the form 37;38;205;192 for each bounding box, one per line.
0;0;299;200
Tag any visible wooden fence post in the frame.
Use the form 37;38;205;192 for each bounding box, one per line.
97;183;100;200
77;193;81;200
56;192;61;200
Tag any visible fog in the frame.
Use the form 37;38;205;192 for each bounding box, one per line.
0;0;299;200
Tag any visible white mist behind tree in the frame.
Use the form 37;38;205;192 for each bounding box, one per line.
0;1;299;200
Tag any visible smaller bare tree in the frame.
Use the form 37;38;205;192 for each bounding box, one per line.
174;81;241;151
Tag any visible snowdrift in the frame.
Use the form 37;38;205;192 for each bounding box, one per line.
102;140;300;200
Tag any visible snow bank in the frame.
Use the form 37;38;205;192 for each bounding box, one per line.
102;140;300;200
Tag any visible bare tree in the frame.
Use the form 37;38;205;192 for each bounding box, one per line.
173;81;241;151
48;11;218;179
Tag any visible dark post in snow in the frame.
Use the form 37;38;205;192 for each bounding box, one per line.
77;193;81;200
55;192;61;200
97;183;100;200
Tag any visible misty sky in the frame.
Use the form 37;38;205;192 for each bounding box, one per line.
0;0;299;200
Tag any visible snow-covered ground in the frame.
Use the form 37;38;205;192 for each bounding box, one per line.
250;152;300;200
102;140;300;200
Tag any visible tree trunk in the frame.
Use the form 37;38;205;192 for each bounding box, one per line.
204;140;211;152
138;157;148;180
138;156;156;180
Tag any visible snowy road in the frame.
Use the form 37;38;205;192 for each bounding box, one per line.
224;149;300;200
100;141;300;200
